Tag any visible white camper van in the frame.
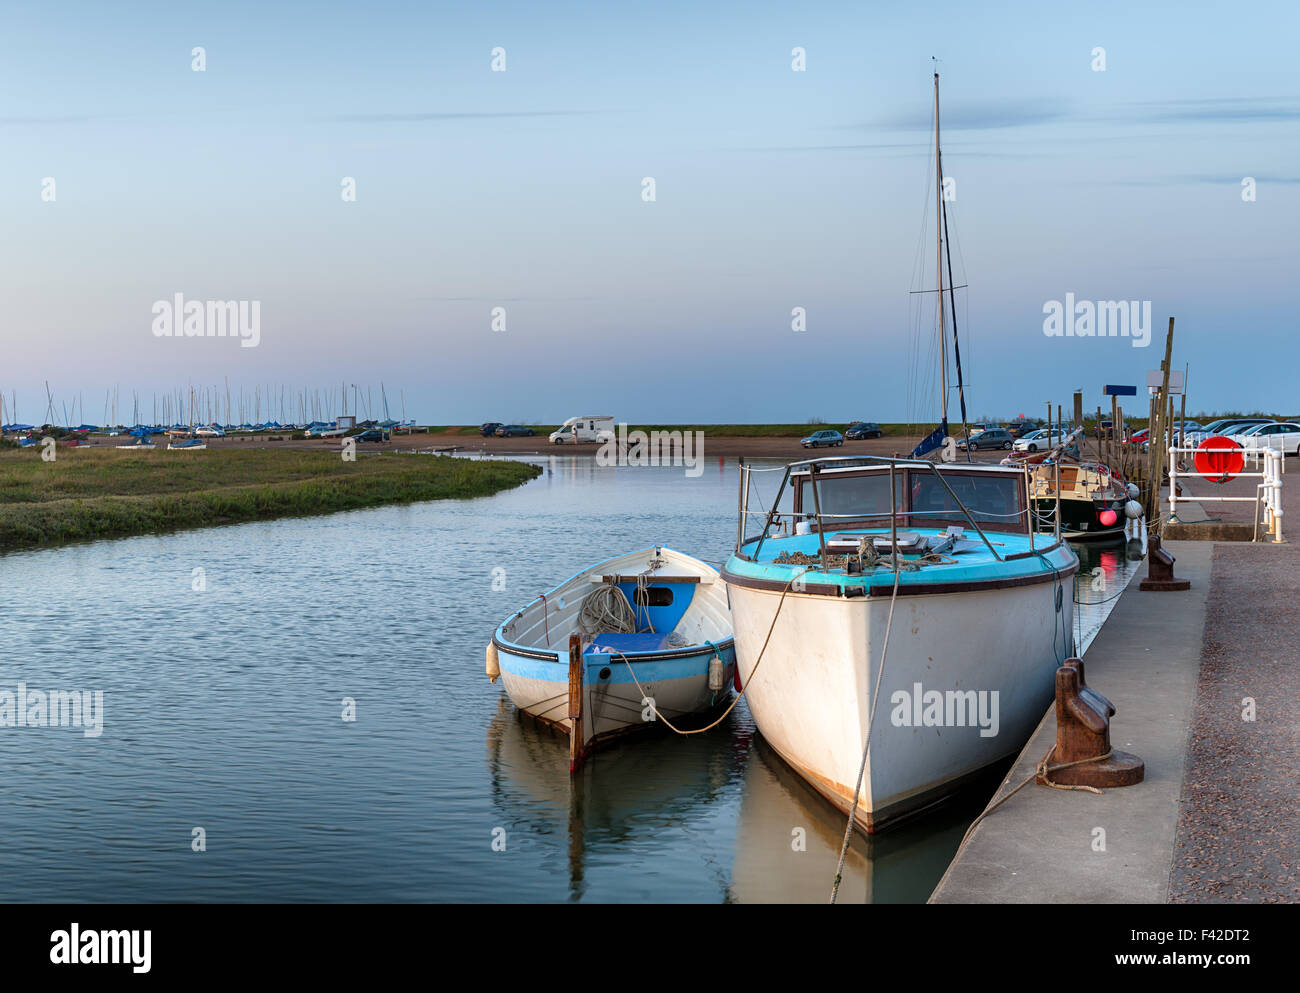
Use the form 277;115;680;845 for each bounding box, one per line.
548;415;615;445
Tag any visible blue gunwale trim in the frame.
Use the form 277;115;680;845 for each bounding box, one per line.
723;527;1077;597
496;639;736;685
491;631;733;665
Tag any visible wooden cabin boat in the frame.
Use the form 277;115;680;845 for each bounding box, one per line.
1004;429;1134;541
1026;459;1130;540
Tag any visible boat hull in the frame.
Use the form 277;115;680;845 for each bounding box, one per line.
726;575;1074;832
494;638;735;752
1034;497;1125;542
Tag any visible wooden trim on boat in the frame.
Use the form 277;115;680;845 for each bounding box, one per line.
1004;539;1066;560
491;635;559;662
599;574;701;583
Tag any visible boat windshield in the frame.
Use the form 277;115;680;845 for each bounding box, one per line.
793;467;1026;531
910;473;1022;525
799;473;902;519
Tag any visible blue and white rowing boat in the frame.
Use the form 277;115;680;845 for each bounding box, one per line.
488;546;735;767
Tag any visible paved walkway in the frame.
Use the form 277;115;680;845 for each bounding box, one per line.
1168;541;1300;902
930;541;1212;903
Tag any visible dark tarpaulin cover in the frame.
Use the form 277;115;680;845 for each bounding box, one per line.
910;420;948;459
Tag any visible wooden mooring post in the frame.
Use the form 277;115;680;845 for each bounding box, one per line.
1146;317;1176;523
568;634;584;773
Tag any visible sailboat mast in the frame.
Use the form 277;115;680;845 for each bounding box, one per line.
934;71;948;426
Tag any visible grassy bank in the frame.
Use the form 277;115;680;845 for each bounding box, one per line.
0;448;540;551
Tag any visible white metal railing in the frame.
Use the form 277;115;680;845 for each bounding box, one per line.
1167;445;1285;543
734;455;1061;569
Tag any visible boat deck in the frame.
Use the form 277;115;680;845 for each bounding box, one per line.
727;528;1077;593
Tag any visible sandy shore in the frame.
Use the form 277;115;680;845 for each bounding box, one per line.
66;429;1076;465
207;431;931;460
404;432;930;460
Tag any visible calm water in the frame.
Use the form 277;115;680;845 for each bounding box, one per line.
0;455;1137;902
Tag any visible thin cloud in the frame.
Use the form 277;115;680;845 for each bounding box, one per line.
1192;173;1300;184
329;110;596;123
420;295;597;302
1094;174;1300;186
734;142;1052;159
0;115;95;125
876;100;1068;131
1126;98;1300;123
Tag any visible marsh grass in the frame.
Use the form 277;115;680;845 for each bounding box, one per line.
0;448;540;550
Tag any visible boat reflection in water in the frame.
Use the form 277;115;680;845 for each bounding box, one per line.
484;696;739;902
730;735;1008;903
484;696;1006;903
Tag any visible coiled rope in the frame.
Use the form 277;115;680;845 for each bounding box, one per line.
577;582;638;636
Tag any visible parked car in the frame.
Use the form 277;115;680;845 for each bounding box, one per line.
1184;418;1271;447
845;421;883;440
1006;419;1040;439
480;422;503;437
1095;419;1134;440
958;428;1013;452
1013;428;1067;452
194;426;226;438
1233;422;1300;455
800;429;844;448
1126;427;1150;445
353;428;389;443
495;425;535;438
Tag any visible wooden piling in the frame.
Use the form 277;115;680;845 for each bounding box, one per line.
1147;318;1176;523
1178;368;1188;449
568;634;584;773
1110;394;1119;468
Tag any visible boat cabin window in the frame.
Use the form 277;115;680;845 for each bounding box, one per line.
790;468;1027;533
798;473;903;522
909;473;1022;527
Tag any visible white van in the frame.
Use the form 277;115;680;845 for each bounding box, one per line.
549;415;615;444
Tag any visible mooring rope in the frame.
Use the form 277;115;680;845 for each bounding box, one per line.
829;559;902;903
603;567;811;737
947;746;1116;868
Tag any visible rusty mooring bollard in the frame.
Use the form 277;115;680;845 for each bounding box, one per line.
1139;533;1190;591
1038;658;1144;788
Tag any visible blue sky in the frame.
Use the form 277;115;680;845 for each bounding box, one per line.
1;0;1297;426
